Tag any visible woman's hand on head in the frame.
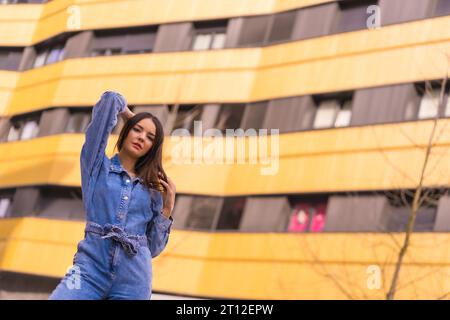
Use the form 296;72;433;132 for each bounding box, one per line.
158;173;176;219
120;105;135;121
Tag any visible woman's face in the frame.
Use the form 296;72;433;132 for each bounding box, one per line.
124;118;157;158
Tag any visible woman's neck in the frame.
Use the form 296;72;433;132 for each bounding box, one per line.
117;151;137;176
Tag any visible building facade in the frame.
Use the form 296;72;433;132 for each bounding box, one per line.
1;0;450;299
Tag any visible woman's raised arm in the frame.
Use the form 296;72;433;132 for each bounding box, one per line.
80;91;127;190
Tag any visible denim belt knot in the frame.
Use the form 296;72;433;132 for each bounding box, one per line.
85;222;147;257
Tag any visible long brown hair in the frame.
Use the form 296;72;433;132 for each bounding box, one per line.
114;112;167;192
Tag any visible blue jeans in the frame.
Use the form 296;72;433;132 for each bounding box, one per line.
49;225;153;300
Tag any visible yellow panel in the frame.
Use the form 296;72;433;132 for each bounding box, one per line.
1;119;450;193
0;70;19;115
1;217;450;299
259;15;450;68
3;16;450;115
31;0;75;46
0;218;84;277
273;0;331;12
0;0;331;46
5;48;260;114
0;4;42;46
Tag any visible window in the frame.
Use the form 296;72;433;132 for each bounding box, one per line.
21;120;39;140
240;101;268;130
192;33;226;50
170;104;203;134
0;197;11;218
238;15;271;46
386;189;439;232
0;47;22;70
288;202;327;232
191;20;228;51
90;27;157;57
211;34;226;49
334;0;379;33
33;50;48;68
292;3;338;41
418;89;440;119
90;31;124;57
33;42;66;68
404;98;420;121
45;45;65;64
185;196;222;230
314;101;339;128
414;81;450;120
90;48;121;57
445;94;450;117
36;187;84;220
7;123;20;141
216;197;246;230
434;0;450;17
238;11;296;46
313;96;353;129
380;0;435;26
215;104;246;133
0;0;47;3
7;113;41;141
66;109;91;133
267;10;297;43
334;100;352;127
184;197;247;231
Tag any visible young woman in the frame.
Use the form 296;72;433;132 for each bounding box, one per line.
48;91;176;300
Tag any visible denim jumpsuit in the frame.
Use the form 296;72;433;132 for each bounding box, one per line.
48;91;173;300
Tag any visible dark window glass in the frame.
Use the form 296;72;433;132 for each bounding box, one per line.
216;197;246;230
237;15;270;46
0;47;22;70
435;0;450;17
292;3;338;40
267;10;296;43
186;196;221;230
386;189;439;232
36;187;84;220
171;104;203;134
124;29;157;54
215;104;246;133
66;109;91;133
90;26;157;56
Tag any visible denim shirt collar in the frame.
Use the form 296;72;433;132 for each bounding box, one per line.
110;153;144;184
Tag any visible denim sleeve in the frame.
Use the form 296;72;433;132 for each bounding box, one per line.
80;91;127;195
146;190;173;258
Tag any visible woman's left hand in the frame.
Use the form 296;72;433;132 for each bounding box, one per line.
119;105;135;121
158;172;176;219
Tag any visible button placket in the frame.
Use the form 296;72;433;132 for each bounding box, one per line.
117;175;132;221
